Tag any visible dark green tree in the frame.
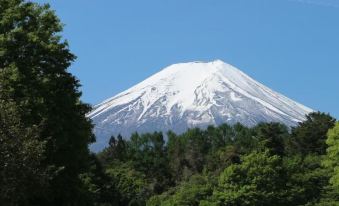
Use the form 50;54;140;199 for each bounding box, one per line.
0;0;94;204
183;128;209;175
290;112;336;155
254;122;288;156
106;161;150;205
128;132;172;193
167;131;186;183
283;154;329;205
99;134;127;165
0;101;48;206
232;122;257;154
80;154;121;206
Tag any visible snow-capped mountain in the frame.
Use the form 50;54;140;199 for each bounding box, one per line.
88;60;312;151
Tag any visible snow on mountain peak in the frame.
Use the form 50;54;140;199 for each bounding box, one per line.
88;60;313;151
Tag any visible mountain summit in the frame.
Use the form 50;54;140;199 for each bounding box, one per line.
88;60;312;151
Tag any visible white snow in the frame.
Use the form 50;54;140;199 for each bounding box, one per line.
87;60;313;151
89;59;312;120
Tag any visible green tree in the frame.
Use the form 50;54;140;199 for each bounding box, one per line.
317;122;339;205
211;151;288;206
147;175;214;206
0;0;94;204
168;128;211;181
183;128;209;175
0;101;48;206
283;154;329;205
205;145;241;174
80;154;121;206
254;122;288;156
324;122;339;190
99;134;127;165
106;162;150;206
125;132;172;193
232;123;256;154
290;112;336;155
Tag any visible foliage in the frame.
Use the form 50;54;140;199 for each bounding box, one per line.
210;151;288;206
254;122;288;156
0;101;48;205
0;0;94;204
96;116;338;205
290;112;336;155
147;175;215;206
315;122;339;205
283;154;329;205
80;154;121;206
324;122;339;190
106;161;150;205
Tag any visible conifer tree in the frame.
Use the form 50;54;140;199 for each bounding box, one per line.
291;112;336;155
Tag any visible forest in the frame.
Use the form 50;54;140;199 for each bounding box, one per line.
95;113;339;206
0;1;338;206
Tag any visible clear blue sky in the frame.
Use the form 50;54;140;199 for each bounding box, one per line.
35;0;339;118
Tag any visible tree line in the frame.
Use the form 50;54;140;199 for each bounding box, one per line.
0;1;338;205
97;113;339;206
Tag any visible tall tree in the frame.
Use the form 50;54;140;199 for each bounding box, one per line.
254;122;288;156
167;131;186;183
290;112;336;155
0;0;94;204
318;122;339;205
0;101;47;206
324;122;339;190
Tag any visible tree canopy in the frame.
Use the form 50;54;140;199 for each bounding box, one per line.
0;0;94;204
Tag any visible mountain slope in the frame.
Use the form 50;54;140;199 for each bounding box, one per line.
88;60;312;151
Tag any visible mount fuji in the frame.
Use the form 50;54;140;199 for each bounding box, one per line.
88;60;312;151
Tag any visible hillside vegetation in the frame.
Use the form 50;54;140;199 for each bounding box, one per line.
97;113;339;206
